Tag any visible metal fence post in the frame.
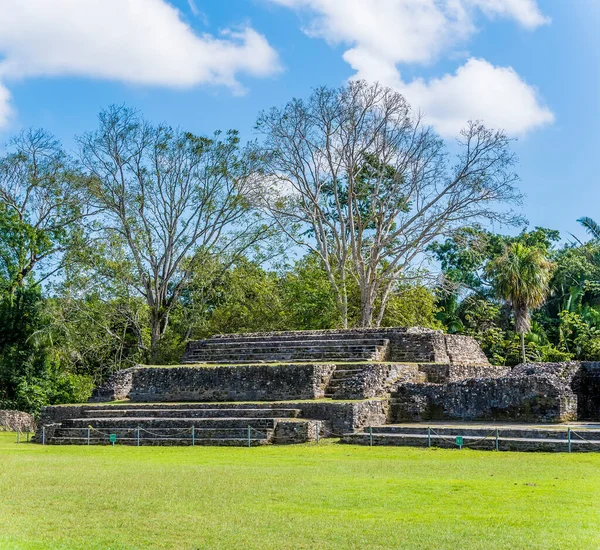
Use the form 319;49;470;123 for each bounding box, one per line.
16;429;21;444
87;427;91;446
137;427;140;447
495;429;499;452
42;427;46;446
315;423;319;444
26;431;30;443
192;426;195;447
427;427;431;448
247;425;251;448
369;426;373;447
568;428;571;453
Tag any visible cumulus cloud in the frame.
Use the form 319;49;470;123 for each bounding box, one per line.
398;58;554;137
0;0;281;127
269;0;552;136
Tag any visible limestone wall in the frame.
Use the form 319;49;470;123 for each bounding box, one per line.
444;334;491;365
128;364;336;402
0;410;35;431
417;363;510;383
392;362;581;423
90;367;138;402
330;364;424;400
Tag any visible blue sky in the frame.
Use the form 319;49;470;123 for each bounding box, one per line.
0;0;597;242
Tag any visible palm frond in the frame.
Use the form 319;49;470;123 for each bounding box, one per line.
578;217;600;241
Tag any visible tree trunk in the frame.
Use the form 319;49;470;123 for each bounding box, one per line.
520;331;526;365
360;298;373;328
149;309;168;363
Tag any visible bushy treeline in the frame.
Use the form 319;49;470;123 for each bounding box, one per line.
431;226;600;366
0;81;597;413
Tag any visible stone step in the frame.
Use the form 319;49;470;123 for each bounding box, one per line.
54;427;274;440
193;330;402;344
185;356;380;365
184;347;386;363
49;437;271;446
186;344;386;355
366;425;600;440
84;403;297;411
63;417;278;430
192;338;390;350
341;432;600;452
83;408;300;419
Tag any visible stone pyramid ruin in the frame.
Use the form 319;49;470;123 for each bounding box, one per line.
35;327;600;450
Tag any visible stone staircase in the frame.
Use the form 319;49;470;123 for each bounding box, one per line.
183;332;390;364
324;367;364;398
43;404;317;446
342;424;600;452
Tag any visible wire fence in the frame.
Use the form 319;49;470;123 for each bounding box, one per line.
19;424;600;452
359;425;600;452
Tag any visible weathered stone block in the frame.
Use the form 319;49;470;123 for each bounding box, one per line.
0;410;35;432
391;362;580;423
126;364;336;402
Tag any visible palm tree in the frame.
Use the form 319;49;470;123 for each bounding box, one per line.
486;243;554;364
578;217;600;241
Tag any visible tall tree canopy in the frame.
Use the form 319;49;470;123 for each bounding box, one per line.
256;80;522;328
0;129;87;293
78;106;268;359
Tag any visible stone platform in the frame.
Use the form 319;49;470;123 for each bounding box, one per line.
183;327;490;365
35;400;388;446
35;329;600;449
342;422;600;452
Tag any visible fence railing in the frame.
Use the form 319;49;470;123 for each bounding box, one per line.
21;424;600;452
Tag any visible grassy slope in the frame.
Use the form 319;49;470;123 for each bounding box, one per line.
0;433;599;549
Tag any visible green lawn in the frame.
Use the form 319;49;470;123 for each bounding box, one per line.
1;433;599;549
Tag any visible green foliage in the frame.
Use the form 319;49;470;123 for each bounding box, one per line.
432;226;593;364
202;259;285;335
558;310;600;360
279;253;342;330
486;242;554;334
380;285;441;329
14;368;94;414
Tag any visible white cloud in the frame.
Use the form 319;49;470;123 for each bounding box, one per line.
467;0;550;28
271;0;472;65
0;82;11;129
187;0;200;17
0;0;281;127
398;58;554;137
269;0;552;136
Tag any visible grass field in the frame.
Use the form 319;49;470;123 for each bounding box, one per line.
1;432;599;549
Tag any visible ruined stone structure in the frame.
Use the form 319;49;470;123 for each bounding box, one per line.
0;410;35;432
35;328;600;449
182;327;490;365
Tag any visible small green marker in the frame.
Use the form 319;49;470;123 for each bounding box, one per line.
109;434;117;446
455;436;463;449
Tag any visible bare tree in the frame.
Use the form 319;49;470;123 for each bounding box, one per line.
256;81;523;327
78;106;268;359
0;129;88;293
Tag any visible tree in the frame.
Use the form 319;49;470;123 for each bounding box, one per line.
578;217;600;241
0;129;88;294
256;80;522;328
78;106;268;360
485;243;554;363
